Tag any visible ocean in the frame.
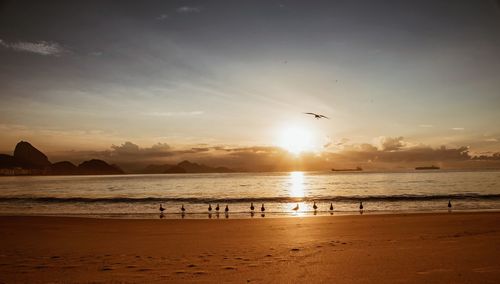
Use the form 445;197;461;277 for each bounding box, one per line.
0;170;499;218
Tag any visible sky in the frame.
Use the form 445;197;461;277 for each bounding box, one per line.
1;0;500;171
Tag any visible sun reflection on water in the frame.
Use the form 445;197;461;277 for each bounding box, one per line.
289;171;305;198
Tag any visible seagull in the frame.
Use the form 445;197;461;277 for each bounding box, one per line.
448;200;452;209
159;204;165;213
208;204;212;212
261;204;265;212
313;202;318;211
250;202;255;211
292;203;299;211
181;204;186;212
225;205;229;213
304;112;329;119
215;204;220;212
329;203;334;211
359;202;364;210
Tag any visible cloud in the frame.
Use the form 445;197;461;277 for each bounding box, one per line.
375;136;406;151
176;6;202;13
323;137;350;149
110;141;172;157
452;127;465;131
41;136;500;173
0;39;67;56
156;14;168;20
472;152;500;160
144;111;204;117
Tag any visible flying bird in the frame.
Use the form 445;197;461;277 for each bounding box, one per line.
304;112;329;119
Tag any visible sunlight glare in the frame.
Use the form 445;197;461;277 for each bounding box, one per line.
278;126;314;154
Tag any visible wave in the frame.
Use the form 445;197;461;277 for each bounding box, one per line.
1;193;500;204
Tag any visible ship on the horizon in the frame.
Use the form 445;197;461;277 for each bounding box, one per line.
331;166;363;172
415;165;440;170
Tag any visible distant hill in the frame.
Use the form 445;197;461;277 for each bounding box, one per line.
51;161;78;175
141;160;233;174
0;141;124;176
141;163;174;174
77;159;124;175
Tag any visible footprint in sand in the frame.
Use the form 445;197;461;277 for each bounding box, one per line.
416;268;452;275
473;266;499;273
193;271;208;275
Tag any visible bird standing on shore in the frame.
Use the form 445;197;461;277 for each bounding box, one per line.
359;202;364;210
329;203;334;211
159;204;165;213
292;203;299;212
181;204;186;212
225;205;229;213
448;200;452;209
208;204;212;212
261;204;265;212
250;202;255;211
313;202;318;211
215;204;220;212
304;112;329;119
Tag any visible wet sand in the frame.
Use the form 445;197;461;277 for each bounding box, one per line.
0;212;499;283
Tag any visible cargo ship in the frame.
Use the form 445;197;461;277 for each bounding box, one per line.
415;165;440;170
331;166;363;172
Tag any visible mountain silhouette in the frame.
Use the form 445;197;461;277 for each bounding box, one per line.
0;141;124;176
141;160;233;174
14;141;51;169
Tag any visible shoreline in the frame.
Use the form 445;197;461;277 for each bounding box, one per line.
1;212;499;283
1;208;500;220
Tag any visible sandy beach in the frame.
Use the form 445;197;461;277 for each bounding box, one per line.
0;212;499;283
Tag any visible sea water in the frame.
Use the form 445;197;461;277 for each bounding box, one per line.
0;170;499;218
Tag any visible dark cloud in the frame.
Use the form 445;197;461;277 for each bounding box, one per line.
472;152;500;160
46;137;500;172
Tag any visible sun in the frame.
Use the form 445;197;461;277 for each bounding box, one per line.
278;126;314;154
